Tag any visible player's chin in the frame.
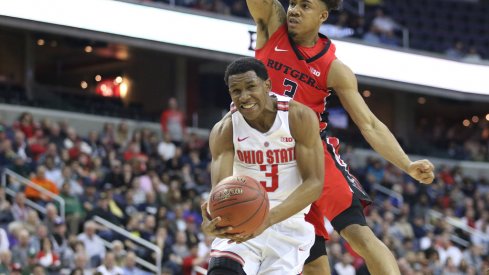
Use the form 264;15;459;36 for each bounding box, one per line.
287;29;298;38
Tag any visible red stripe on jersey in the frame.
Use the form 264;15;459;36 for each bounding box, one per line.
210;250;245;266
277;101;289;111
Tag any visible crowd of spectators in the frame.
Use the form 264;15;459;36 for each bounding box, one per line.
0;110;487;274
0;111;212;274
139;0;488;60
330;116;489;162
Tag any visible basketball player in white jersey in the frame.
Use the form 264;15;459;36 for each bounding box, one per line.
201;57;325;274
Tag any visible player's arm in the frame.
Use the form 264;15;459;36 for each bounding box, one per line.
267;101;324;226
201;114;237;238
209;114;234;187
328;59;435;184
246;0;286;49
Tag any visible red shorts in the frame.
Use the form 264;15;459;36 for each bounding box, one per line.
305;137;371;239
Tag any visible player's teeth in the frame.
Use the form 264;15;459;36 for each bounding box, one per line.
242;103;255;109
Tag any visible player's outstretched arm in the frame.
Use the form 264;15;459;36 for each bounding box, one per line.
328;59;435;184
246;0;286;49
267;101;324;225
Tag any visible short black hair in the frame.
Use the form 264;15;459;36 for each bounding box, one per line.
224;57;269;86
321;0;342;11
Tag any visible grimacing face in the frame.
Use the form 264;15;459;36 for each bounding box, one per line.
228;71;271;122
287;0;328;38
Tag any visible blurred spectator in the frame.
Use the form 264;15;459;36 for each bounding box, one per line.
462;46;482;62
96;252;124;275
77;221;106;268
160;97;187;145
122;251;151;275
35;237;61;271
25;166;59;202
58;183;83;235
158;132;177;161
0;251;12;274
11;193;29;222
445;40;465;59
73;252;92;274
334;253;356;275
11;228;35;267
0;227;9;253
320;11;355;38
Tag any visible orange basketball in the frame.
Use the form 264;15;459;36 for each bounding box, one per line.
209;175;269;235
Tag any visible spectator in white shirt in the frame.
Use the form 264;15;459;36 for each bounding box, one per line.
157;132;176;161
334;253;356;275
96;252;124;275
77;221;106;268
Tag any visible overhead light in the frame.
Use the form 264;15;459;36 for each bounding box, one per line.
462;119;470;127
37;39;45;46
362;90;371;98
417;97;426;104
120;82;128;98
95;75;102;82
472;116;479;123
84;45;93;53
486;114;489;121
115;76;123;84
80;81;88;89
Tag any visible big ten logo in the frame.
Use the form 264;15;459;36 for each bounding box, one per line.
309;67;321;77
281;137;293;142
248;30;257;51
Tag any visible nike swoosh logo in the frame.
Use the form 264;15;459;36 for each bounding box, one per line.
237;137;249;142
274;46;288;52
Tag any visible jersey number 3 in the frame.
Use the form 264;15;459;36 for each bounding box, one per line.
283;78;297;98
259;164;278;192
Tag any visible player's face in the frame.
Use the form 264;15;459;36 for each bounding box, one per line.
287;0;328;36
228;71;271;121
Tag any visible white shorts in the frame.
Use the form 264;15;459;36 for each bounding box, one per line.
211;215;315;275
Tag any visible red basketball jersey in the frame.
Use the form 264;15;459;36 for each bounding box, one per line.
255;24;336;132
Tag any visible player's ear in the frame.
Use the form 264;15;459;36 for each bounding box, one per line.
320;10;329;23
265;78;272;91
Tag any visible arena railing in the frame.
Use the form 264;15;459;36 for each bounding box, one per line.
372;183;402;214
93;216;162;274
1;168;65;219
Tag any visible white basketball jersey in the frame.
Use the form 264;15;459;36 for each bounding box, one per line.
231;93;310;216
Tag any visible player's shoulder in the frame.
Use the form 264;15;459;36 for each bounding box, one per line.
328;58;356;87
288;100;318;126
210;112;233;139
210;112;233;143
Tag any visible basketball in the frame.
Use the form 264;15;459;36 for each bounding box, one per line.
209;175;269;235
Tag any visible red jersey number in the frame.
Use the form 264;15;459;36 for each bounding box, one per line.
259;164;278;192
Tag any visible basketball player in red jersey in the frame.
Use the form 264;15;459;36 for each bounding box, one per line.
245;0;435;274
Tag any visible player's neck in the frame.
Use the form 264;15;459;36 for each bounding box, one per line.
292;33;319;47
